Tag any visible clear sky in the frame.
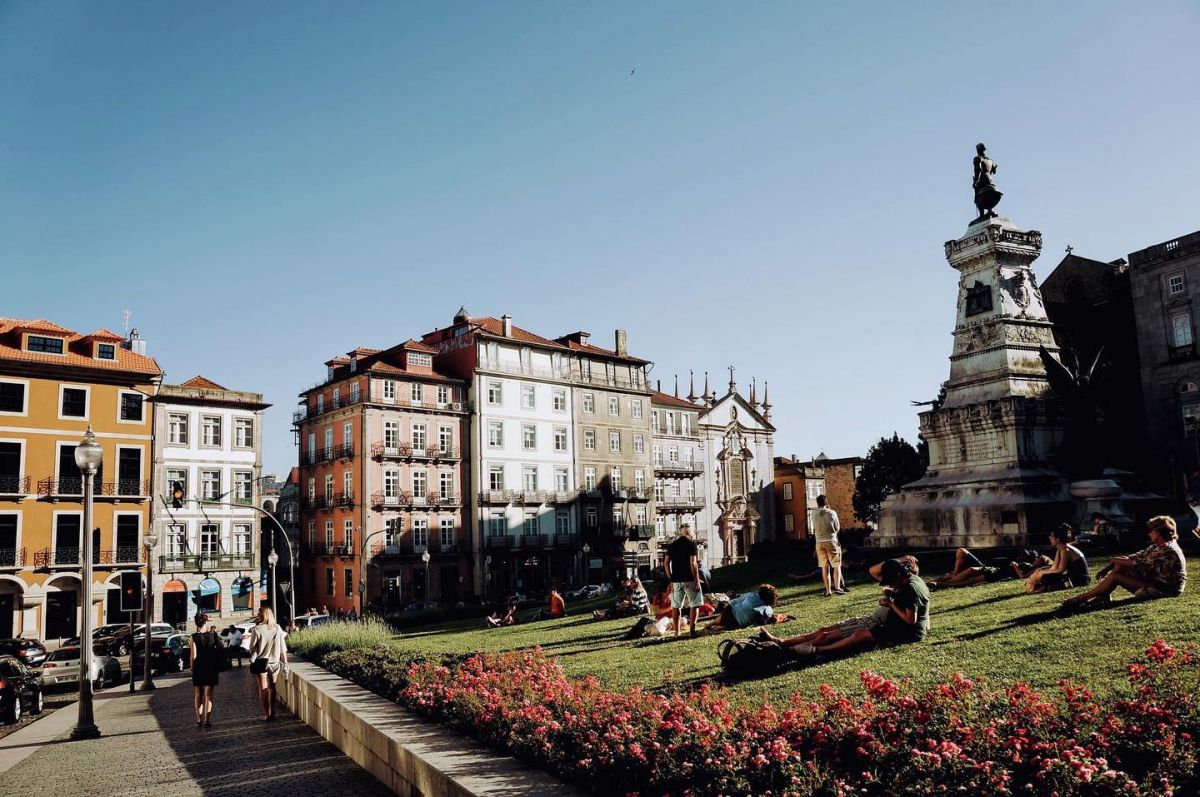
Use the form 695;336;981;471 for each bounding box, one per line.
3;1;1199;476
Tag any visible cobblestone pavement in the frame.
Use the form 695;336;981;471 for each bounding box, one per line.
0;666;394;797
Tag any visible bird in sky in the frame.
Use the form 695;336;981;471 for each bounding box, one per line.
630;68;635;76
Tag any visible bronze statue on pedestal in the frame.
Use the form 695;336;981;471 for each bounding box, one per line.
973;143;1003;221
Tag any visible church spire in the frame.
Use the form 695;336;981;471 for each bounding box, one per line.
687;370;697;403
703;371;713;406
750;377;759;409
762;381;772;420
728;365;736;394
673;373;679;398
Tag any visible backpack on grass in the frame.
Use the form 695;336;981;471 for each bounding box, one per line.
717;638;792;679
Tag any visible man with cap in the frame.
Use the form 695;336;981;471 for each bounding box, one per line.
760;558;930;658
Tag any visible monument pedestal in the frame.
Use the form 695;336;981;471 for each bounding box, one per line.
874;216;1077;548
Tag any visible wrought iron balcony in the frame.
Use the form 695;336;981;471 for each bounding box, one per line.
159;553;256;573
0;475;30;497
551;534;579;549
0;548;25;567
302;495;333;511
478;489;513;505
100;548;145;565
301;543;355;557
1169;342;1196;362
413;445;460;461
336;443;355;460
370;490;413;510
371;441;414;459
37;478;148;500
627;524;656;540
654;461;704;476
521;534;548;549
548;489;579;504
426;491;461;507
513;490;550;505
657;495;706;511
484;535;513;550
333;491;355;508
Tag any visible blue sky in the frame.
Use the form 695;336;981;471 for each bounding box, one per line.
3;1;1199;476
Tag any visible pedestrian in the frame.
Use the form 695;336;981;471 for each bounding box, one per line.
248;605;290;721
189;612;222;727
664;523;703;638
812;495;846;596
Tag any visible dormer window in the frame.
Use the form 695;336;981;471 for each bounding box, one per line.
327;366;335;380
27;335;65;354
350;359;357;372
407;352;432;369
96;343;116;360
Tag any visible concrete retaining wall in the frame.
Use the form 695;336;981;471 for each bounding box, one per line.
279;659;583;797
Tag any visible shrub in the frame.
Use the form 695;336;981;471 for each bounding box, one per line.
322;647;430;701
288;617;396;663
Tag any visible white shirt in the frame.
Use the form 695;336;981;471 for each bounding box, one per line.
811;507;840;544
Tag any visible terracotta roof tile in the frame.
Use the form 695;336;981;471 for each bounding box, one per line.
650;390;699;409
468;317;568;349
0;317;162;377
398;339;439;354
4;318;75;335
86;328;127;342
179;375;228;390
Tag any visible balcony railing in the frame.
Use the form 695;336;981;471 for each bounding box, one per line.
477;359;570;381
100;547;145;565
372;441;413;459
99;480;150;498
300;543;355;557
1169;342;1196;362
336;443;355;460
513;490;550;505
333;491;355;508
159;553;256;573
414;445;460;461
37;478;149;499
626;524;656;540
233;495;256;506
369;539;464;557
478;489;513;505
548;489;579;504
364;389;469;413
551;534;579;549
657;495;706;511
484;535;513;550
521;534;548;549
33;547;135;567
302;495;333;511
0;475;30;496
0;548;25;567
293;407;308;424
655;461;704;475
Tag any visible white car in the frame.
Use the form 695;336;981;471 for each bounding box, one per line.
40;646;123;690
292;614;331;630
219;622;256;650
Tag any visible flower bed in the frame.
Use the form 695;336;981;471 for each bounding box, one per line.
312;640;1200;796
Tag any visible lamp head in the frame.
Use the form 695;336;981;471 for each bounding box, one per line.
421;550;431;564
268;551;280;566
142;533;158;550
74;427;103;473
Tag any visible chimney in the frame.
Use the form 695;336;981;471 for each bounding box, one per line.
615;329;628;357
126;328;147;355
501;315;512;337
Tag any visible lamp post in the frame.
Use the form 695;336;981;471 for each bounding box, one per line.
582;543;591;585
267;549;279;613
72;428;102;740
141;531;158;691
421;549;431;606
357;528;385;617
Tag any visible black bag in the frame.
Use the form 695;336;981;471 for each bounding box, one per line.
623;616;654;640
717;638;792;679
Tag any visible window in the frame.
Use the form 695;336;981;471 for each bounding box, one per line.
342;421;353;446
653;445;662;465
583;429;595;451
521;384;536;409
411;382;423;403
317;395;324;414
631;400;643;419
854;464;863;479
634;469;645;490
201;416;222;447
654;480;664;501
586;506;598;527
488;421;504;448
344;470;354;496
324;474;333;499
97;343;116;360
200;524;220;556
666;412;676;434
325;568;335;596
384;420;399;448
61;387;87;418
633;434;644;454
383;380;396;400
324;427;334;450
553;389;567;412
201;470;220;500
635;506;646;525
307;521;316;549
412;470;428;496
233;524;251;556
119;392;144;422
610;432;621;453
668;446;678;463
307;477;315;503
681;414;690;435
555;512;570;536
488;465;504;491
234;418;254;448
489;514;506;537
234;471;253;503
27;335;64;354
683;447;694;464
440;518;455;549
522;424;537;450
413;518;429;549
608;396;620;416
1184;404;1200;436
1172;313;1193;347
1183;382;1199;394
582;393;594;414
166;524;185;556
612;507;624;527
611;468;622;490
412;423;427;449
784;514;795;533
487;382;502;405
651;412;659;433
438;425;453;451
554;467;569;492
655;516;665;538
350;382;360;403
0;381;26;414
1169;273;1187;296
383;470;399;499
439;471;454;496
168;413;189;445
437;385;450;404
782;483;794;501
523;513;538;536
344;568;353;597
384;517;401;547
584;467;596;489
554;426;568;452
523;466;538;492
167;467;188;499
344;519;354;547
325;520;334;547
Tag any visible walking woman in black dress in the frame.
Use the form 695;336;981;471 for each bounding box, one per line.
189;612;222;727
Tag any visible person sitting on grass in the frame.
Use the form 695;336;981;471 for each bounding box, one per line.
702;584;780;632
649;579;673;620
593;578;649;621
1025;524;1090;593
926;547;1008;589
536;587;566;620
1008;547;1054;579
760;559;929;659
867;554;920;581
1063;515;1187;609
485;600;519;628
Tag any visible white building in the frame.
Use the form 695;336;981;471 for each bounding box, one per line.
151;376;270;627
651;386;706;564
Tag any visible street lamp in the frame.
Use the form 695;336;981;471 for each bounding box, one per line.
421;549;431;606
267;549;279;613
141;531;158;691
581;543;591;585
72;428;103;740
357;528;386;618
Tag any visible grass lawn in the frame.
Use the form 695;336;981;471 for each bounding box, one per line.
377;552;1200;705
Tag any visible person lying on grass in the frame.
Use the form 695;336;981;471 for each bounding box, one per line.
926;547;1009;589
759;559;929;658
592;578;649;621
700;584;781;632
1063;515;1187;609
1025;524;1090;593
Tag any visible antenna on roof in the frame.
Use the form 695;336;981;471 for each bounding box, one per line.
122;310;132;338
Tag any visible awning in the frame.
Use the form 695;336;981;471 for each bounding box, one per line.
195;578;220;597
163;579;187;593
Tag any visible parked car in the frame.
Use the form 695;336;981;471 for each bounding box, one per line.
565;585;606;600
0;654;44;724
0;638;48;668
40;646;123;690
292;614;331;630
506;593;529;606
131;633;191;675
96;623;176;656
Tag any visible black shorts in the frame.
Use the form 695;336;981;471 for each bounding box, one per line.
250;658;268;675
869;621;921;647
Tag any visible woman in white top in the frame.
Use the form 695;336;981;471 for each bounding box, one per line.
247;606;289;721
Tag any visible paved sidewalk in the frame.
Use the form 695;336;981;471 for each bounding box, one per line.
0;667;394;797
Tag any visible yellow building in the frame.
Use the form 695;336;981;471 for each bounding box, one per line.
0;318;162;641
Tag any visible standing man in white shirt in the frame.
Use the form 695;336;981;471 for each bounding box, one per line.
812;495;846;596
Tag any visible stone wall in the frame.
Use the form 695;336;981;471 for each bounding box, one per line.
278;659;583;797
822;462;863;531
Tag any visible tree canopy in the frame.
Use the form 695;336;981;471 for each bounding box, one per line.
852;433;926;526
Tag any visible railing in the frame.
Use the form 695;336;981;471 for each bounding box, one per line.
336;443;355;460
301;543;354;557
293;407;308;424
521;534;548;549
100;547;144;564
572;371;648;390
626;525;656;540
657;495;706;510
427;492;461;507
233;495;256;506
159;553;256;572
477;359;570;381
513;490;549;505
484;535;513;550
334;491;355;508
551;534;578;549
1129;229;1200;267
614;487;651;501
0;548;25;567
548;489;579;504
371;441;413;459
370;490;412;509
315;447;335;463
414;445;460;461
582;488;602;499
34;547;121;567
302;495;333;511
478;489;513;505
0;475;30;495
655;461;704;475
303;450;317;465
364;389;469;413
1169;343;1196;362
98;480;150;497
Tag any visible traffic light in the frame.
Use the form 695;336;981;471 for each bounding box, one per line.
120;571;143;613
171;481;185;509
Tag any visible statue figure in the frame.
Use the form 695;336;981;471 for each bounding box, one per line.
972;143;1003;221
1038;344;1105;480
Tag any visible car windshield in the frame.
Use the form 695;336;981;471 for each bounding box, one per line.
47;648;81;662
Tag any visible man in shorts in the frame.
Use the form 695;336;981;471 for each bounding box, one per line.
663;524;703;638
811;495;845;595
926;547;1008;589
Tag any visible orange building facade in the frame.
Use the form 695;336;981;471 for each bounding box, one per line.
0;319;162;641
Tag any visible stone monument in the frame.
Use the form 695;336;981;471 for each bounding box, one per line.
873;146;1076;548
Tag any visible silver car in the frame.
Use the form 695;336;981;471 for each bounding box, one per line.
40;646;124;690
